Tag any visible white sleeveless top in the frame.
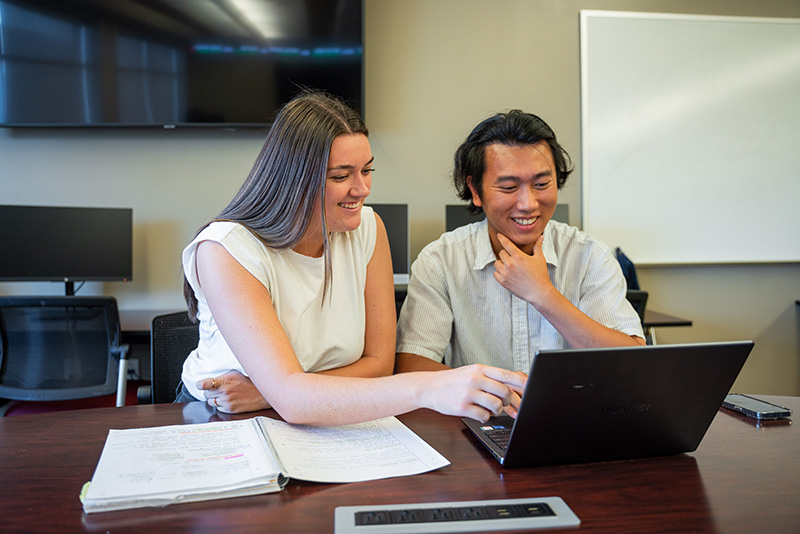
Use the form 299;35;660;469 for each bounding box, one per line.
181;207;377;400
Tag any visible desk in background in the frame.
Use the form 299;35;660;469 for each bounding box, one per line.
643;309;692;344
1;397;797;533
121;306;693;348
119;306;693;378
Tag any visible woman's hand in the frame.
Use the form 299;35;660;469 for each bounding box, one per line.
197;370;272;413
419;364;527;423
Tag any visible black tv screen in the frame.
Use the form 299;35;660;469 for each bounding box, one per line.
0;205;133;285
0;0;363;128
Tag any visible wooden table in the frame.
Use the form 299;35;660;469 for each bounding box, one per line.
2;397;797;533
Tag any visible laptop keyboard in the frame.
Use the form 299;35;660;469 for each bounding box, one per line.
484;427;512;451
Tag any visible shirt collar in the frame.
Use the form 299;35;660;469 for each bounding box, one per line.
541;222;559;269
472;219;560;270
473;219;497;270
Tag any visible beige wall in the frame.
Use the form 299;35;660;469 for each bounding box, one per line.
1;0;798;394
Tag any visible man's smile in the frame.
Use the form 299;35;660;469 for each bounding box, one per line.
511;217;538;226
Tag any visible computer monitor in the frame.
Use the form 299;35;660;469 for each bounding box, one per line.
445;204;483;232
0;205;133;295
445;204;570;232
368;204;409;285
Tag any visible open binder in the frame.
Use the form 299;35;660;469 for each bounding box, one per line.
81;415;448;513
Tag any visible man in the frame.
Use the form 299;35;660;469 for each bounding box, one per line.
395;110;645;374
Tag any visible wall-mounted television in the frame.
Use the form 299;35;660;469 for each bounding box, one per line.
0;205;133;295
0;0;363;128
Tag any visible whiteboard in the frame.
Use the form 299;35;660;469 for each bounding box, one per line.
580;11;800;264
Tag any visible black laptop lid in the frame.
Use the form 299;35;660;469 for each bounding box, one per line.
470;341;753;468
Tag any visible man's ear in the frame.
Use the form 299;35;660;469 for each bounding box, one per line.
466;176;483;208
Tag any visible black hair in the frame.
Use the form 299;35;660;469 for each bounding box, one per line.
453;110;573;214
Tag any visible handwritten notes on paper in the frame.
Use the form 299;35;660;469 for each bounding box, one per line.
260;416;449;482
82;416;448;513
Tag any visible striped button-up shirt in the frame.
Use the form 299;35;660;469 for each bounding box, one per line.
396;219;643;372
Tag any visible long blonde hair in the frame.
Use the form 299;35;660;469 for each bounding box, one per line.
184;90;368;317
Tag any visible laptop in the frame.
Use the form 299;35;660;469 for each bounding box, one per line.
462;341;753;468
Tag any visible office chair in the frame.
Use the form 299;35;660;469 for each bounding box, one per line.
143;311;199;404
0;296;129;413
625;289;649;324
625;289;653;345
615;247;640;290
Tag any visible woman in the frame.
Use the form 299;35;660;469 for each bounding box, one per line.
178;90;524;425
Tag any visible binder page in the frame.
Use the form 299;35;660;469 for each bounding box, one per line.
85;419;282;506
258;416;449;483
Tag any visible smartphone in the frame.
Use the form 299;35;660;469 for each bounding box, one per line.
722;394;792;420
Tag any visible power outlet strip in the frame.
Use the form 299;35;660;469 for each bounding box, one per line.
334;496;580;533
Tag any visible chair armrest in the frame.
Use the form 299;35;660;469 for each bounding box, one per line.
114;344;131;407
137;385;153;404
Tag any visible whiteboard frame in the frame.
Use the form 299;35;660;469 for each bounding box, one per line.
580;10;800;265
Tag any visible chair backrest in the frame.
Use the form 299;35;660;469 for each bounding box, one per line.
615;247;641;290
625;289;649;324
150;311;199;404
0;296;123;401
